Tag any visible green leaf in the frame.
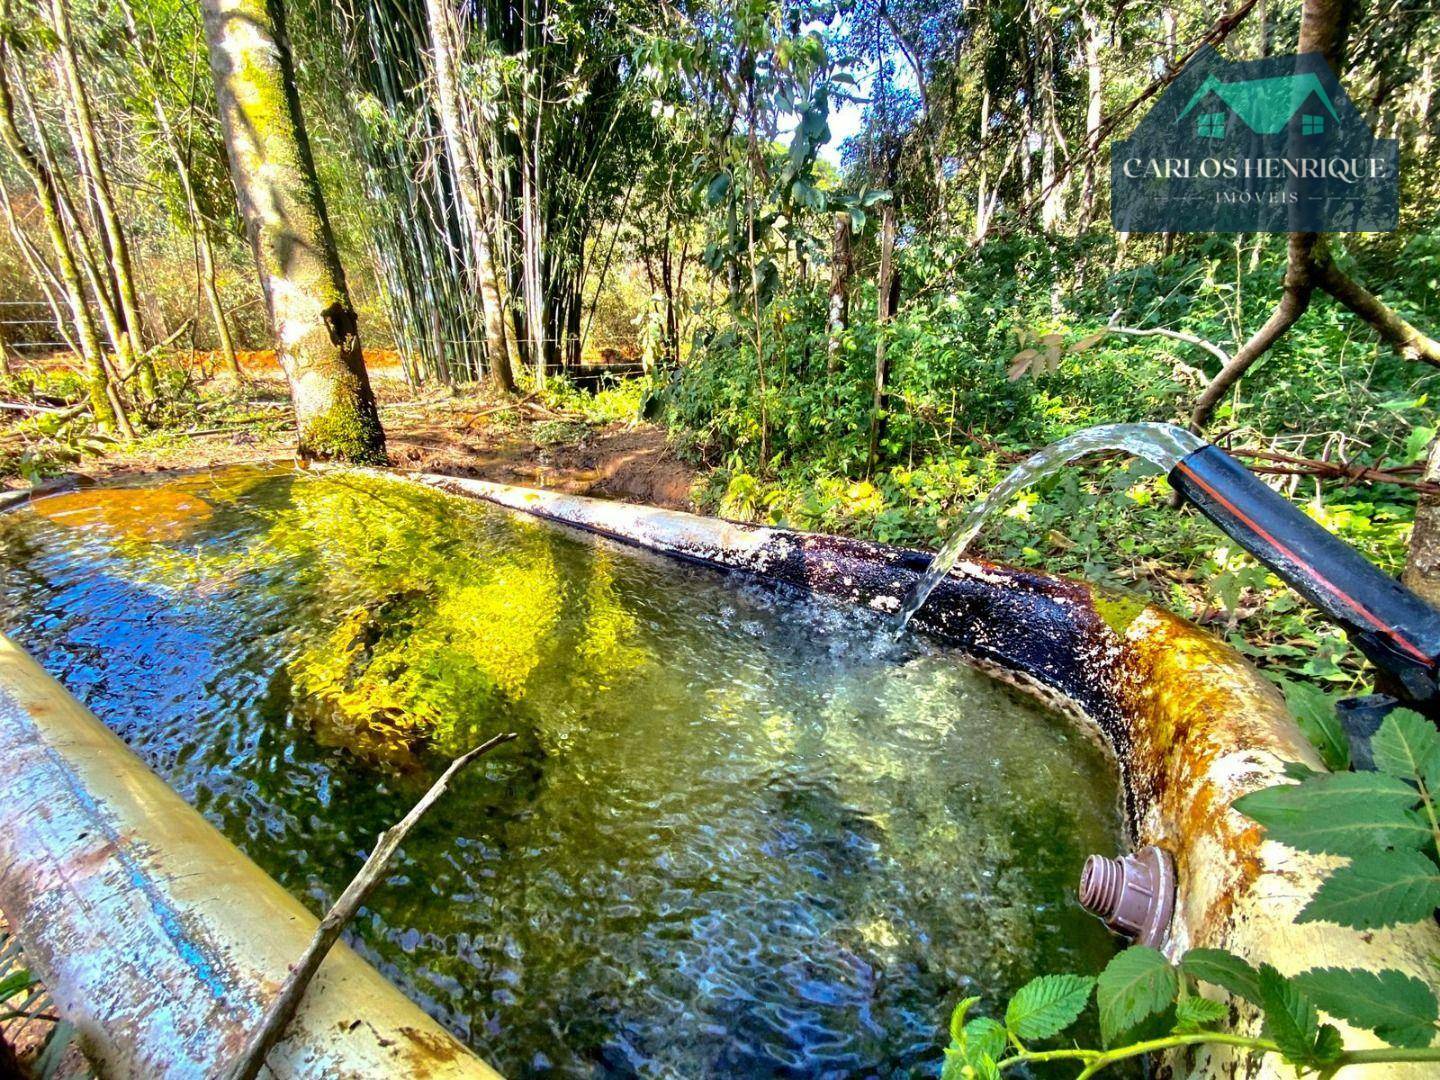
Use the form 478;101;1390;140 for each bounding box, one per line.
963;1017;1008;1062
1180;948;1261;1004
1097;947;1179;1046
1281;680;1350;772
1257;964;1322;1064
1404;424;1437;464
1233;772;1428;856
799;106;828;140
1282;760;1319;781
1313;1024;1345;1065
1293;967;1439;1048
1372;708;1440;788
1299;849;1440;929
949;995;981;1044
705;171;731;207
941;1048;967;1080
1003;973;1095;1040
0;968;33;1003
1173;995;1229;1032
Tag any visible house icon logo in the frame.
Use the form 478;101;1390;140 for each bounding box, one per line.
1113;47;1397;233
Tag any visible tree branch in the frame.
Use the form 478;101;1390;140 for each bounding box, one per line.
1105;317;1232;368
221;731;518;1080
1312;253;1440;366
1232;447;1440;495
1191;233;1317;430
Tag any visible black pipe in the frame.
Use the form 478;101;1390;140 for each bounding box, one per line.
1170;445;1440;703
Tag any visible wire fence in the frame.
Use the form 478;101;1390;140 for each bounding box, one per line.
0;301;70;353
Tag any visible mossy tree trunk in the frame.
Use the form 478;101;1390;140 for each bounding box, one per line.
199;0;385;463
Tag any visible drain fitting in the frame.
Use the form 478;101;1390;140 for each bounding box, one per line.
1078;845;1175;949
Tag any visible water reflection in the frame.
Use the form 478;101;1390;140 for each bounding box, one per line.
0;466;1122;1077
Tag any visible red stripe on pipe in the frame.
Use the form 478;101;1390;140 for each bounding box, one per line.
1173;461;1432;667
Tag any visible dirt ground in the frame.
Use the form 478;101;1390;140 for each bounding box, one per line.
382;395;697;508
2;362;699;510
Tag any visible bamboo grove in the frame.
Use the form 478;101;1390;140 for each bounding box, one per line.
0;0;1438;472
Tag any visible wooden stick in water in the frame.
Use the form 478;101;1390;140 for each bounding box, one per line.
222;730;518;1080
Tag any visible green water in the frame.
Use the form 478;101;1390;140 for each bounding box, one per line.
0;465;1122;1077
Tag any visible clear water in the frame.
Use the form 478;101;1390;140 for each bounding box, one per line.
0;465;1122;1078
896;423;1205;631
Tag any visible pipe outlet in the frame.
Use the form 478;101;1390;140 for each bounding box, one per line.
1078;845;1175;949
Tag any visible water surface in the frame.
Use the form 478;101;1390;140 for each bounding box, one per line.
0;465;1122;1077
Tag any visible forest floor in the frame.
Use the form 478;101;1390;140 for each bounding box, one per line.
1;355;698;509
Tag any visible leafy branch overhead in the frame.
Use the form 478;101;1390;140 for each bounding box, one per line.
1007;328;1107;382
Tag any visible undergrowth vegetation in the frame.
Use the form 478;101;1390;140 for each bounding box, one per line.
656;226;1440;692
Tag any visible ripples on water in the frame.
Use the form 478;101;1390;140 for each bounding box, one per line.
0;465;1121;1078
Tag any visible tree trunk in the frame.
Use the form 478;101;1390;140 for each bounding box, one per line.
0;40;117;430
826;214;851;373
1159;5;1180;256
520;150;547;388
118;0;241;379
49;0;158;401
481;125;526;380
1406;436;1440;608
1079;7;1103;230
0;180;81;360
867;203;897;475
975;84;990;242
424;0;515;392
1031;0;1062;232
194;206;242;378
200;0;385;463
15;69;139;419
1415;57;1434;156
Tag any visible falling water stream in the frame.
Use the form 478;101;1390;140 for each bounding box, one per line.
0;465;1124;1077
895;423;1206;631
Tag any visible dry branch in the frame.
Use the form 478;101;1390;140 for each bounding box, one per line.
221;730;518;1080
1230;447;1440;495
1104;319;1232;368
0;401;84;417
